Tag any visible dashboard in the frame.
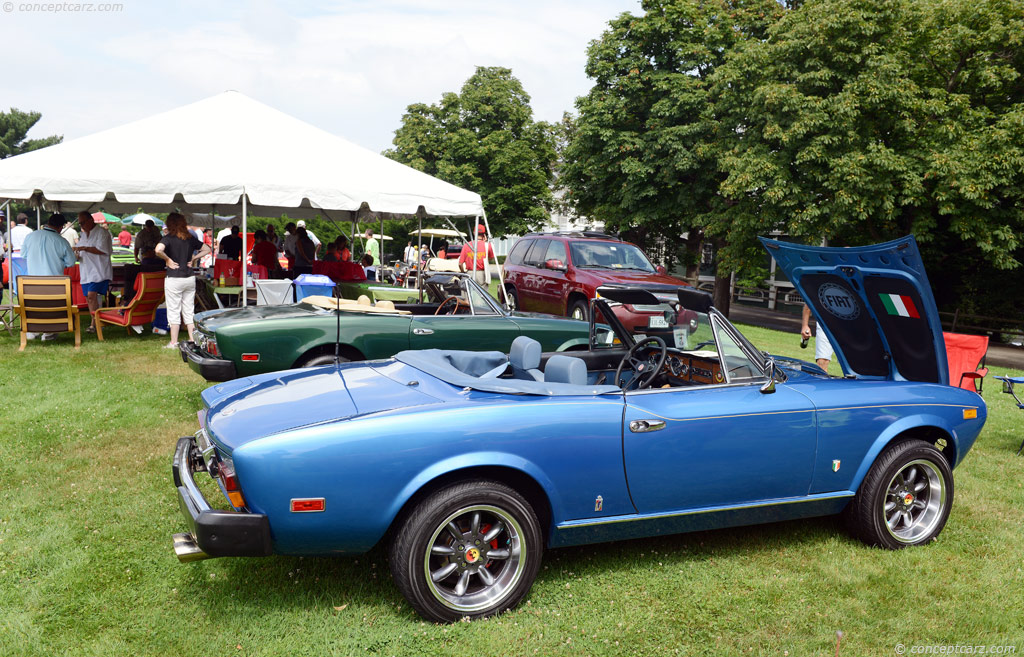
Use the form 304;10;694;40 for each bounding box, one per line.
644;348;725;386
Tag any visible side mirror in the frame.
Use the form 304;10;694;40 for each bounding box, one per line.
545;259;567;272
760;358;780;394
656;265;666;275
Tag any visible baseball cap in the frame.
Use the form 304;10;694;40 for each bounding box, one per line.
297;220;306;228
477;224;487;234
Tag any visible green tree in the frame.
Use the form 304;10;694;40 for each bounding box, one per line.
714;0;1024;309
0;108;62;159
562;0;784;310
385;67;557;236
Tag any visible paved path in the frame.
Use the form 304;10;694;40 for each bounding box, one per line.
728;304;1024;371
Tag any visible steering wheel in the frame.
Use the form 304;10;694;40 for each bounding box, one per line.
614;336;668;390
435;296;464;315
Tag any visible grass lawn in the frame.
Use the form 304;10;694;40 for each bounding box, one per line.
1;307;1022;656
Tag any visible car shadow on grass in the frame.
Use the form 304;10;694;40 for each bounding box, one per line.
183;515;849;621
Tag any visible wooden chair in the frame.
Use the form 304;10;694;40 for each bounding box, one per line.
15;275;80;351
943;332;989;393
93;271;166;341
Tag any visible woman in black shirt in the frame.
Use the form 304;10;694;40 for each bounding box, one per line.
155;213;211;349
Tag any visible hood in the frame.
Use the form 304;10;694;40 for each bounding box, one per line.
202;362;443;451
582;270;689;289
196;302;322;332
760;236;946;384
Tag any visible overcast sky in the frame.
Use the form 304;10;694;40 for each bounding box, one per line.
2;0;640;154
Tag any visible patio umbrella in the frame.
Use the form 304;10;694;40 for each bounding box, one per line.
91;212;120;224
123;213;164;227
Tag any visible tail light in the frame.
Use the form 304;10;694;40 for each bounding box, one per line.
215;455;246;508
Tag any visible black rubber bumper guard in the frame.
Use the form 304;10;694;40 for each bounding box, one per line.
178;341;237;382
172;436;272;559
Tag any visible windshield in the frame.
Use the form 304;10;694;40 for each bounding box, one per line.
569;240;656;273
593;300;767;383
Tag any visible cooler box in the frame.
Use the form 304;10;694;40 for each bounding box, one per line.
294;274;336;302
153;307;169;331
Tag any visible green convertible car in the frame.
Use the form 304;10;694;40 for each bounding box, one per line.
179;273;595;381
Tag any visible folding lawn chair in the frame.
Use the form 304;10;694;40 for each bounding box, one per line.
993;376;1024;455
943;332;989;393
15;275;81;350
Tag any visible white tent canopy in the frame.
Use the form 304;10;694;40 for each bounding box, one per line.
0;91;484;219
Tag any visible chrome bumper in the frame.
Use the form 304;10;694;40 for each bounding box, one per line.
171;435;272;562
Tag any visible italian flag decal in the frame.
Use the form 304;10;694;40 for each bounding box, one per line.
878;293;920;318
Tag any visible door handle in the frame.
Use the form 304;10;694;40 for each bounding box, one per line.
629;419;666;433
412;328;434;335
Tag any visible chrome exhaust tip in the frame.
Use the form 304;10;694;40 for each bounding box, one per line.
173;532;210;563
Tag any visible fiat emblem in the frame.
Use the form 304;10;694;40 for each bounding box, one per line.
903;493;914;505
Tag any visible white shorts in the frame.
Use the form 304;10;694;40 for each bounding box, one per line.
815;327;834;361
165;276;196;326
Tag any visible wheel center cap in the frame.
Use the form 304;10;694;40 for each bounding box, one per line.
465;547;481;564
903;492;914;506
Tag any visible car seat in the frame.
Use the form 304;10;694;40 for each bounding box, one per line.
544;355;587;386
509;336;543;381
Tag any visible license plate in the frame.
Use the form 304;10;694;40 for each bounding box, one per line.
648;315;668;328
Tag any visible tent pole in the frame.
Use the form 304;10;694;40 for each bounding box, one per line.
416;208;424;304
481;212;506;306
379;214;384;267
2;200;11;281
241;191;248;305
36;207;41;230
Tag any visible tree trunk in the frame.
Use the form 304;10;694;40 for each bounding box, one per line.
713;272;731;317
683;228;704;284
712;237;731;316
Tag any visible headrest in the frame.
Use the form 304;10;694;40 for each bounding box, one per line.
509;335;542;370
375;299;395;310
357;295;372;306
544;355;587;386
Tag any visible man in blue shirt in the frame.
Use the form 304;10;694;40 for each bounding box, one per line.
21;213;77;341
22;213;76;276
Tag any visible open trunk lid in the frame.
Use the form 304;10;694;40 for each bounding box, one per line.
760;235;947;384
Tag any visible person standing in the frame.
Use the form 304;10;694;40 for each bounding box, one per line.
801;304;834;372
117;225;133;247
134;219;164;269
251;230;280;273
156;213;210;349
9;213;34;256
282;222;297;270
265;224;281;251
296;220;321;256
21;213;77;341
73;211;113;333
23;213;76;276
219;225;243;261
363;228;380;267
458;224;495;287
293;227;316;274
60;218;79;247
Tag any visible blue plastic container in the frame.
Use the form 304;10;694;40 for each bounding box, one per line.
293;274;336;302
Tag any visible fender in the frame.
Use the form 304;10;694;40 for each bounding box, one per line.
847;413;957;493
386;450;564;531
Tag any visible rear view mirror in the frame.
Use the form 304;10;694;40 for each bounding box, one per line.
545;259;567;272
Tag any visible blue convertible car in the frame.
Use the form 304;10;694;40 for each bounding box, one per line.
171;237;986;622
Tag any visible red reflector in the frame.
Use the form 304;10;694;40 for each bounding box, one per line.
290;498;326;513
241;353;260;362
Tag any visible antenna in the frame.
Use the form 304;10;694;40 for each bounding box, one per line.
334;281;342;366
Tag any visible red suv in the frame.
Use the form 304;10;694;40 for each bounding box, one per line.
502;232;693;331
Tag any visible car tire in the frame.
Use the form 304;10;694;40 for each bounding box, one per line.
844;439;953;549
504;286;519;311
298;353;349;368
388;479;543;623
568;298;588;322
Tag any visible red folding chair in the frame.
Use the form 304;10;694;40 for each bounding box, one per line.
943;332;989;393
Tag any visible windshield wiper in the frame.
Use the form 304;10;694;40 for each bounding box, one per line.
579;264;619;269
